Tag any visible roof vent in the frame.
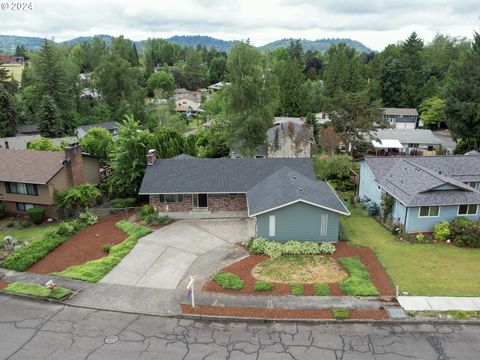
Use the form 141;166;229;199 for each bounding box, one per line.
439;171;442;175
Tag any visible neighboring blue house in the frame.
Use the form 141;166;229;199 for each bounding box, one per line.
358;156;480;233
139;154;349;242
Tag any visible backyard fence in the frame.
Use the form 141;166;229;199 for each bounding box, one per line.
59;206;142;221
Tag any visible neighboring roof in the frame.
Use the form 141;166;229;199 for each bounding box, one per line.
371;139;403;149
16;124;39;134
76;121;119;133
247;167;349;216
0;135;78;150
0;149;65;184
207;81;230;90
363;156;480;206
273;117;304;126
382;108;418;116
465;150;480;155
371;129;441;145
170;154;195;160
139;158;314;194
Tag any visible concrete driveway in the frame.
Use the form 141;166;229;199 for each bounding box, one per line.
100;218;254;289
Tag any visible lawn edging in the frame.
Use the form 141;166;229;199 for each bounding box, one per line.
2;281;73;300
52;221;151;282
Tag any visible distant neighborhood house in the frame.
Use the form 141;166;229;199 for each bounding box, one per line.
0;135;77;150
368;129;443;155
74;121;119;139
139;153;349;242
359;155;480;233
267;117;314;158
381;108;419;129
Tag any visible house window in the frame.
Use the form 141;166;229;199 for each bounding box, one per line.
419;206;439;217
16;202;35;211
465;182;477;189
159;194;184;203
5;182;38;196
269;215;276;237
458;204;478;216
320;214;328;236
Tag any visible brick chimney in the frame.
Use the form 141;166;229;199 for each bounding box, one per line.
147;149;156;166
64;143;86;186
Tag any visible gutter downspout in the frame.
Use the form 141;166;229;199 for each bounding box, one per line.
403;206;408;231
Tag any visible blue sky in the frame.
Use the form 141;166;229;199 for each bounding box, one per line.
0;0;478;50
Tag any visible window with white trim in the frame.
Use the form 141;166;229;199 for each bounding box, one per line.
268;215;276;237
458;204;477;215
419;206;439;217
320;214;328;236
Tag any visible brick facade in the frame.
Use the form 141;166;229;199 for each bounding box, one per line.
3;201;58;218
149;193;247;213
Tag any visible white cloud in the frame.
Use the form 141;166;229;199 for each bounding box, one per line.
0;0;477;50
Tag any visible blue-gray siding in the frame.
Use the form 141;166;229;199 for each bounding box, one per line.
405;205;480;232
256;202;340;242
359;160;382;204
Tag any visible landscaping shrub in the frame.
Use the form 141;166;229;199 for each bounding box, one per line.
140;204;156;218
338;256;379;296
102;244;112;253
314;284;330;296
6;220;15;228
333;308;349;320
433;221;450;241
416;233;425;243
212;271;244;290
291;284;304;296
450;217;480;247
246;238;336;258
254;280;273;292
0;203;5;219
27;207;45;225
142;212;173;226
111;197;137;208
450;217;475;238
359;196;380;216
3;282;72;300
78;209;99;226
53;221;151;282
19;220;30;228
0;215;98;272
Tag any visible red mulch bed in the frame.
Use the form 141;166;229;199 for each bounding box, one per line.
0;280;9;290
27;216;127;274
181;304;388;320
203;241;395;297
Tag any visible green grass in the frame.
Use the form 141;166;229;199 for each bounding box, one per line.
338;256;379;296
53;221;151;282
254;280;273;291
332;308;349;320
341;205;480;296
314;284;331;296
212;271;245;290
0;224;58;247
3;282;72;300
291;284;304;296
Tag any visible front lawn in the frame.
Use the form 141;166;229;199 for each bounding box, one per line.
3;282;72;300
0;224;58;248
341;206;480;296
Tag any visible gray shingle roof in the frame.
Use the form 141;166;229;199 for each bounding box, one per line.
382;108;418;116
247;167;349;216
266;122;313;142
370;129;441;145
139;158;315;194
76;121;119;133
364;156;480;206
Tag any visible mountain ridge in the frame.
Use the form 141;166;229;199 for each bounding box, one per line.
0;34;373;54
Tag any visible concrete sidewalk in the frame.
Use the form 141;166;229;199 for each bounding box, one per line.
398;296;480;311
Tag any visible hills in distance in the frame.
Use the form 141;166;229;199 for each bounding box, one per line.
0;34;372;54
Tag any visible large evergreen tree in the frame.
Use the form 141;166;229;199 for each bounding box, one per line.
0;87;19;138
445;31;480;149
401;32;425;107
274;57;308;117
38;95;64;138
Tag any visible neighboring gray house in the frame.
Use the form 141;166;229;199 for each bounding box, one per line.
267;118;314;158
75;122;119;139
369;129;442;155
382;108;418;129
139;154;349;242
358;156;480;233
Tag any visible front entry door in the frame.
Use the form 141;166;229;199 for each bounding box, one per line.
193;194;208;208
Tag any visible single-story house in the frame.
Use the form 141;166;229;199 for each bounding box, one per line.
139;153;349;242
358;155;480;233
0;144;100;218
369;129;442;155
175;97;203;114
75;122;119;139
381;108;419;129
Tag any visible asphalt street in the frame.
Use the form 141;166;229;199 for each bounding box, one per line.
1;295;479;360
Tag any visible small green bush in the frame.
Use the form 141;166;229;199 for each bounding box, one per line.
416;233;425;243
26;207;45;225
254;280;273;291
246;238;336;258
140;204;156;218
333;308;349;320
314;284;330;296
212;271;244;290
338;256;379;296
6;220;16;228
111;197;137;208
141;212;173;226
433;221;450;241
291;284;304;296
78;209;99;226
56;222;77;237
19;220;30;228
102;244;112;253
450;217;480;248
0;203;5;219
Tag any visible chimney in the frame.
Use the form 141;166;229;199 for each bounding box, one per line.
147;149;156;166
64;143;86;186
